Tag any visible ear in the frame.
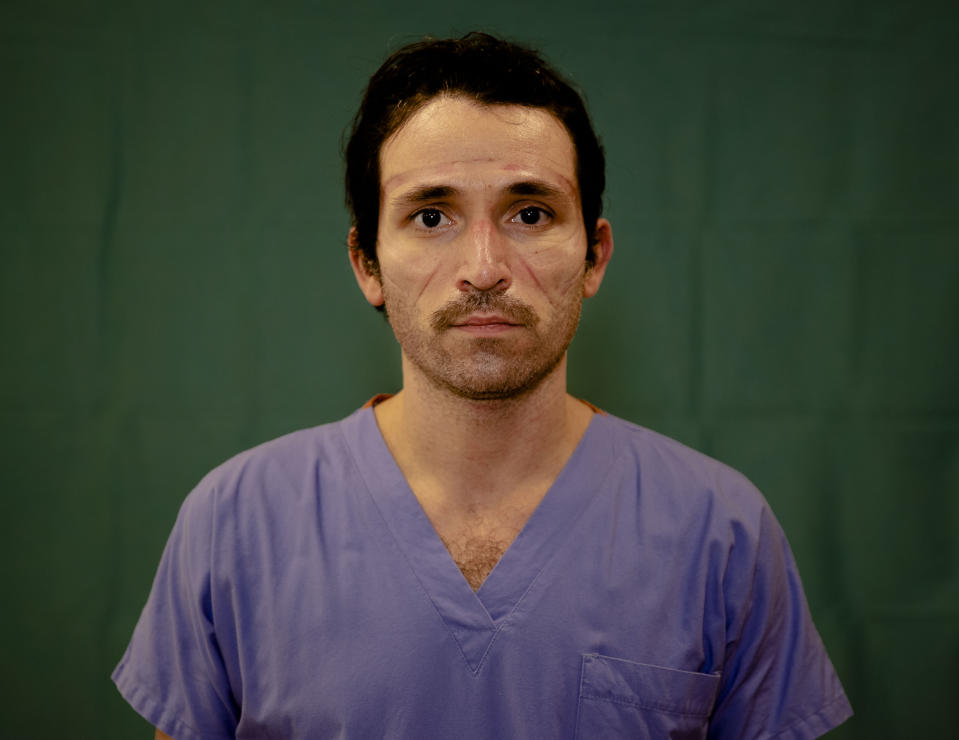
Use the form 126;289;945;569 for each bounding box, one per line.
348;227;385;307
583;218;613;298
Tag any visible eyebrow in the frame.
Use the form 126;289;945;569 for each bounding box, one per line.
505;181;569;200
389;185;457;209
389;180;570;210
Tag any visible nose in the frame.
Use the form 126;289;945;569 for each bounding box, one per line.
456;219;511;293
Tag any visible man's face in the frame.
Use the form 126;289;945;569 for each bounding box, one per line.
351;95;611;400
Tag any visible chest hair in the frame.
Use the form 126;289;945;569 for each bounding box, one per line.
434;508;530;591
440;532;512;591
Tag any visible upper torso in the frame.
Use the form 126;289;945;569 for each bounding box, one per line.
113;406;851;739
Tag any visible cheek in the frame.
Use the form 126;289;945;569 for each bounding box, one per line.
517;249;588;304
379;253;445;307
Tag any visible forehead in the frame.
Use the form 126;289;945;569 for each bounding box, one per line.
379;95;578;199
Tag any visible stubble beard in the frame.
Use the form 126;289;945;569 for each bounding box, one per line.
383;282;585;402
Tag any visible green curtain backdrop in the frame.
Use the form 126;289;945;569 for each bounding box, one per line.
2;1;957;737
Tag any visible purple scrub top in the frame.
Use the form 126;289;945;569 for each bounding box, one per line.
113;405;851;739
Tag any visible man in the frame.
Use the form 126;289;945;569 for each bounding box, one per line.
114;33;852;739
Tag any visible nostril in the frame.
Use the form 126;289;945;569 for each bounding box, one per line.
458;275;510;293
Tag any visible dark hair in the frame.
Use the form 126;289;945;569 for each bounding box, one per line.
345;32;606;269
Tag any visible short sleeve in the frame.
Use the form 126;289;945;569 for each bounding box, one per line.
708;505;853;739
112;484;238;740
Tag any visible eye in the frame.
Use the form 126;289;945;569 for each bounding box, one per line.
511;206;551;226
412;208;450;229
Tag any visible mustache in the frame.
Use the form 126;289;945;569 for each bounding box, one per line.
429;292;539;331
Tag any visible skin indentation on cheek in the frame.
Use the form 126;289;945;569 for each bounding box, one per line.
516;254;547;293
378;253;443;304
415;263;443;303
515;249;589;303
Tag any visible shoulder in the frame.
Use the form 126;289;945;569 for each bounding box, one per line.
177;407;371;528
594;412;767;521
586;412;787;585
207;411;357;484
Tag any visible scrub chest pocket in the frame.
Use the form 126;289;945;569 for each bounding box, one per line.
574;654;721;739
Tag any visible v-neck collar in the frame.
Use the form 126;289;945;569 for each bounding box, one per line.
340;405;616;673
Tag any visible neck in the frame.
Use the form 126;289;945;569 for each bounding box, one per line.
373;355;594;512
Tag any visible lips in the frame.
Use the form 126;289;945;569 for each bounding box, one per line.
455;314;519;327
449;314;522;334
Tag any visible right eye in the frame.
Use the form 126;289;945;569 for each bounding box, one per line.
412;208;451;229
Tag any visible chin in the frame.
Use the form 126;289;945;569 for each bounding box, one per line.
429;353;566;402
440;382;536;402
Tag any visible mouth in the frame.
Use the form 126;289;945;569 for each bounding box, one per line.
450;314;522;334
430;296;539;332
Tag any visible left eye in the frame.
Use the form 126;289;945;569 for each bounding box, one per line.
511;207;550;226
413;208;450;229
